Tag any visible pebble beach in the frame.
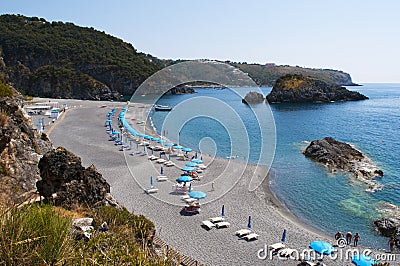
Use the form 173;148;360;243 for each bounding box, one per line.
45;98;399;266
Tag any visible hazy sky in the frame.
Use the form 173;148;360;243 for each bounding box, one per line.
2;0;400;82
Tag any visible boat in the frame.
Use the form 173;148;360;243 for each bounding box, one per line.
154;105;172;111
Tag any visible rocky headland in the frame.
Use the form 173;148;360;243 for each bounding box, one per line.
266;74;368;103
242;91;264;104
303;137;383;192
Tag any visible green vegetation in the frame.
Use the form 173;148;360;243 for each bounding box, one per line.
231;62;355;86
0;204;173;265
0;81;13;98
275;74;308;90
0;14;160;98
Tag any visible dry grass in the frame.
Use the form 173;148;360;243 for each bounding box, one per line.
0;108;8;127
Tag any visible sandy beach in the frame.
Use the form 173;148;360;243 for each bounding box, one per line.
44;98;399;266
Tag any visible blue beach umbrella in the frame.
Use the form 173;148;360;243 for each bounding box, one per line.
181;167;196;172
186;162;197;167
192;159;203;164
173;145;183;149
138;133;146;138
177;176;193;183
189;183;192;192
189;191;206;200
351;255;377;266
281;229;287;243
144;135;152;140
247;216;252;229
309;241;335;255
221;205;225;217
195;151;198;158
160;166;164;175
150;176;154;188
152;137;160;141
165;143;174;147
158;139;166;144
112;131;120;135
159;152;163;158
183;147;192;153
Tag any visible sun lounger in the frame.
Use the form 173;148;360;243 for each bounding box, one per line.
180;195;190;200
164;161;175;166
148;155;158;160
299;261;319;266
144;187;159;194
156;175;168;181
197;164;207;169
209;217;225;223
201;220;216;229
243;233;259;241
156;159;166;164
268;242;285;252
235;229;252;237
215;221;230;228
196;168;203;173
278;248;297;258
184;198;197;203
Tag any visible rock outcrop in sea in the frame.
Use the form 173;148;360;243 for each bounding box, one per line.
266;74;368;103
303;137;383;191
37;146;118;208
242;91;265;104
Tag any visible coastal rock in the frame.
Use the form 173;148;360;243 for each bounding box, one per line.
37;146;113;207
304;137;383;191
242;91;265;104
72;217;94;240
374;218;398;237
266;74;368;103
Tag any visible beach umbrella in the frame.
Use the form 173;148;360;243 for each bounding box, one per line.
351;255;377;266
183;147;192;153
189;183;192;192
189;191;206;200
112;131;120;135
200;156;203;160
138;133;145;138
151;149;154;155
158;139;166;144
150;176;154;188
165;143;174;147
168;154;171;161
159;152;163;158
221;205;225;217
281;229;287;243
195;152;198;158
192;159;203;164
160;166;164;175
144;135;152;140
186;162;197;167
181;167;196;172
177;176;193;183
152;137;160;141
247;216;252;229
309;241;335;255
173;145;183;149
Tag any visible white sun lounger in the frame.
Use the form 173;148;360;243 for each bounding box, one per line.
209;217;225;223
148;155;158;160
197;164;207;169
243;233;259;241
184;198;197;203
156;159;166;164
201;220;216;229
215;221;230;228
196;168;203;173
164;161;175;166
268;242;285;251
156;175;168;181
278;248;297;258
180;195;190;200
144;187;159;194
235;229;252;237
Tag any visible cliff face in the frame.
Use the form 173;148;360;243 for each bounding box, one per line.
0;84;53;204
266;74;368;103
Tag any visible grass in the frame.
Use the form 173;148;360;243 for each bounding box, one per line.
0;81;13;98
0;108;8;127
0;204;173;265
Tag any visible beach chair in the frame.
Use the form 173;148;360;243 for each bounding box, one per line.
243;233;259;241
156;175;168;181
156;159;166;164
215;221;230;228
278;248;297;258
201;220;216;229
180;195;190;200
209;217;225;223
148;155;158;160
268;243;285;255
184;198;197;203
144;187;159;194
235;229;252;237
197;164;207;169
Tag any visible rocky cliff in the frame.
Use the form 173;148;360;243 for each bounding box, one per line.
266;74;368;103
304;137;383;191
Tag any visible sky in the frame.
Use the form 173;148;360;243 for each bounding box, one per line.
1;0;400;83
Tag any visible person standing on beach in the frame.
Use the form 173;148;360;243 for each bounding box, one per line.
389;237;395;252
211;181;215;191
353;233;360;247
346;232;352;245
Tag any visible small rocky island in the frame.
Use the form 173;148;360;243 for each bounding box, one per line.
266;74;368;103
303;137;383;192
242;91;265;104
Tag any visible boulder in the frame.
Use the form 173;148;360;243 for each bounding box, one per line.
374;218;398;237
72;217;94;240
266;74;368;103
37;146;113;207
242;91;265;104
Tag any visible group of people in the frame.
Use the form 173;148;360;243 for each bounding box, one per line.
335;231;360;247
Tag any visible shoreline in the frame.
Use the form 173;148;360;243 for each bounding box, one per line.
41;97;398;265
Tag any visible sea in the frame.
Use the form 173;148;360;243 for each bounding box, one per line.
149;84;400;249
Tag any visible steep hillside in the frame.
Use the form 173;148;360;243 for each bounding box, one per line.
0;14;160;100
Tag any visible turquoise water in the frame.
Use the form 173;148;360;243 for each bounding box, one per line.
150;84;400;248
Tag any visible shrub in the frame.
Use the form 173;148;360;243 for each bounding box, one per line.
0;82;13;98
